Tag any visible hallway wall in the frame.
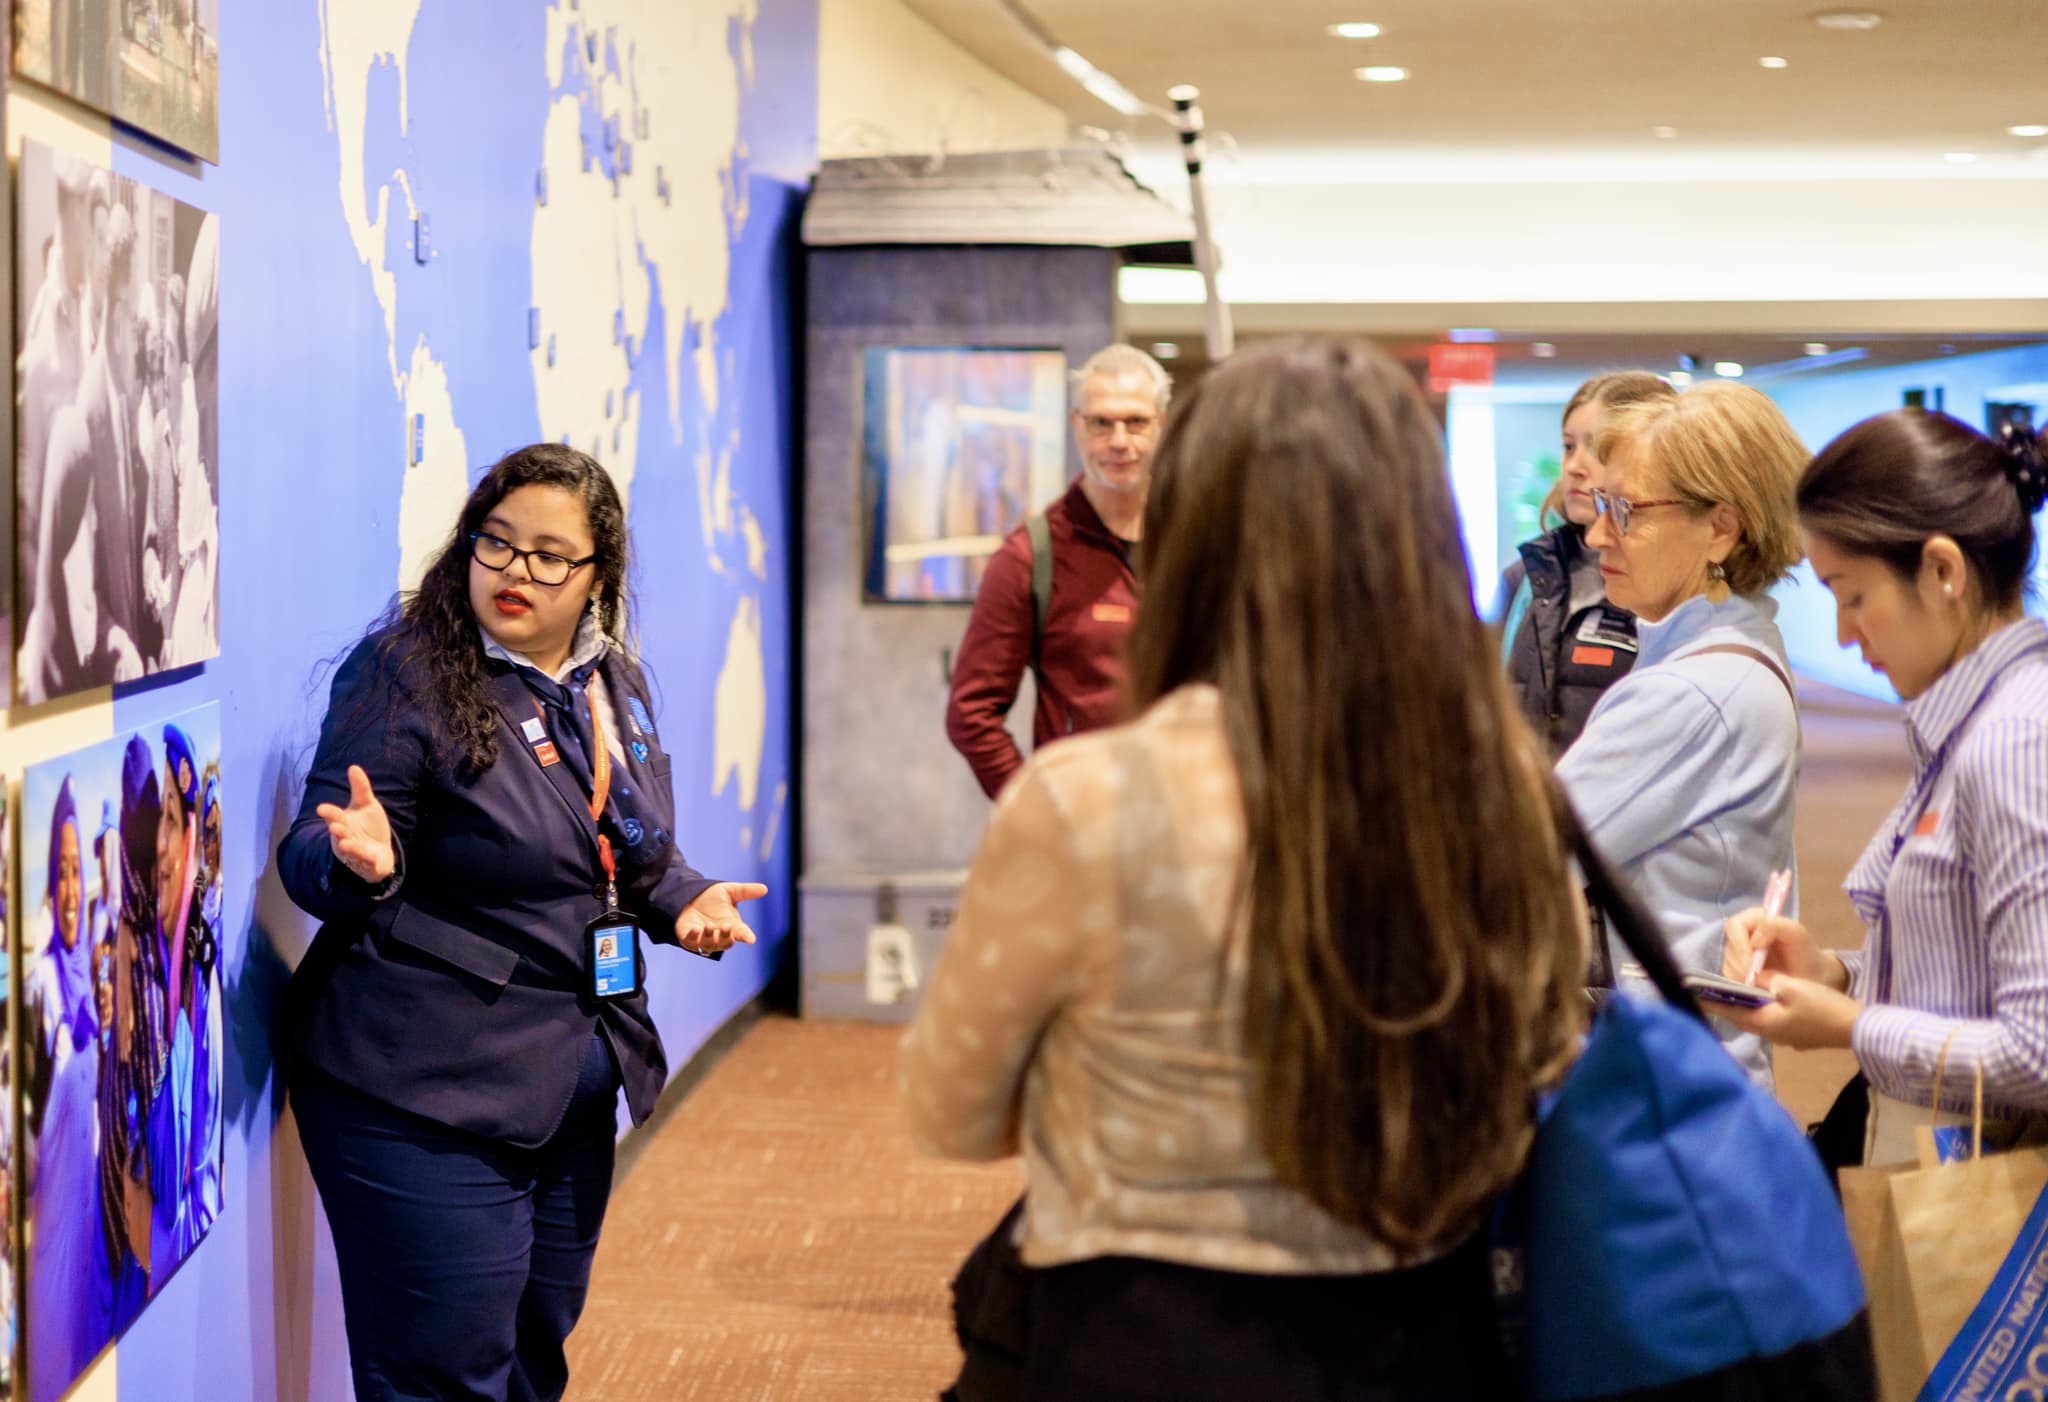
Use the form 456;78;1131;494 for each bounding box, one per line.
0;2;817;1395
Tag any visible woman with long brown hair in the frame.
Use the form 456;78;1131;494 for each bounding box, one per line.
901;337;1586;1399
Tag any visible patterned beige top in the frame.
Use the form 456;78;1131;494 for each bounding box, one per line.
900;684;1400;1274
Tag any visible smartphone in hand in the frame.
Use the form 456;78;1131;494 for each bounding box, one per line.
1682;970;1777;1009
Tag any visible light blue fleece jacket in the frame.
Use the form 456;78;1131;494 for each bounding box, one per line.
1556;592;1803;1086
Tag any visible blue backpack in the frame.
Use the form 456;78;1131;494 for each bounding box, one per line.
1492;807;1877;1399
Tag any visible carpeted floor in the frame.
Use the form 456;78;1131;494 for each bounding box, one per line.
564;1016;1021;1400
568;686;1914;1399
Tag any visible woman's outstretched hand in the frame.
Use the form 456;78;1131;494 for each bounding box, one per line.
317;764;395;884
676;883;768;955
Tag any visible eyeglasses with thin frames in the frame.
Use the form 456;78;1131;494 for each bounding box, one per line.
1589;488;1690;537
469;532;597;586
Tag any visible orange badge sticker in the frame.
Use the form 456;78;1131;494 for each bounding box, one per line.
1572;646;1616;668
1914;811;1941;838
535;741;562;768
1092;603;1133;624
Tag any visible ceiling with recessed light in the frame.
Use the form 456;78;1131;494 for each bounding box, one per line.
903;0;2048;162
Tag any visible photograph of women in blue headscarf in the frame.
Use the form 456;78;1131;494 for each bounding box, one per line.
22;780;105;1394
0;788;16;1399
20;703;223;1402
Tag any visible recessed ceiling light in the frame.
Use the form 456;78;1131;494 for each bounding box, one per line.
1356;65;1408;82
1804;343;1830;356
1714;361;1745;378
2010;124;2048;138
1759;55;1790;69
1945;152;1978;164
1652;125;1679;139
1813;11;1883;31
1150;342;1181;361
1531;342;1558;359
1327;22;1382;39
1669;370;1695;387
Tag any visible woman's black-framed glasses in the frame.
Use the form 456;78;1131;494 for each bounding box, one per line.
468;532;597;586
1589;488;1689;538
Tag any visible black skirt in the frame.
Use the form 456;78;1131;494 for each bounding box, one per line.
947;1201;1505;1402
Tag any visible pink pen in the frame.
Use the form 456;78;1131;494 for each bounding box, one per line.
1746;868;1791;985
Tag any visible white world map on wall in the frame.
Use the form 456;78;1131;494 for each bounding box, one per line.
316;0;775;843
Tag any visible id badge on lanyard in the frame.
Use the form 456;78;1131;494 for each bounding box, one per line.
529;692;649;998
586;913;640;1000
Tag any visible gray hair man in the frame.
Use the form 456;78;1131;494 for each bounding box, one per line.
946;344;1171;798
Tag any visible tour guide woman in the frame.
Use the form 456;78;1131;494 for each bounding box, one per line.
281;444;766;1402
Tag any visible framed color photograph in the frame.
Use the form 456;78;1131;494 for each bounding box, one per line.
16;140;219;705
19;705;223;1402
860;347;1070;603
1;785;16;1401
13;1;219;163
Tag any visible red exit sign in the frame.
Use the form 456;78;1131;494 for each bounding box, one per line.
1428;343;1496;392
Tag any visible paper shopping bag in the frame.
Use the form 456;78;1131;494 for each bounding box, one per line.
1840;1137;2048;1400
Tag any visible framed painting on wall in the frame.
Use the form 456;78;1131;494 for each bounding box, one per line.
18;704;223;1402
859;347;1071;604
13;1;218;163
15;140;219;705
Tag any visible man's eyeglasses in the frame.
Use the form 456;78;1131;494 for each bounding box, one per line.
1590;489;1690;537
469;532;597;586
1079;414;1159;438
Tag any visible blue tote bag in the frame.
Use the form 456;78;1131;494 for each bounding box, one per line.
1492;804;1878;1399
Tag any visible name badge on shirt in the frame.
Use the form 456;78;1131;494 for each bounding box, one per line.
587;916;641;999
1092;603;1133;624
1915;811;1941;838
521;716;548;743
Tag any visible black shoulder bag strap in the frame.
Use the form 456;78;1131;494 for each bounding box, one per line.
1555;789;1708;1026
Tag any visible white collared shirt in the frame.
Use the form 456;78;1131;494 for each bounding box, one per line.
479;614;627;765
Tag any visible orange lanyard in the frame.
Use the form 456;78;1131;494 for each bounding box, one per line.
534;693;617;892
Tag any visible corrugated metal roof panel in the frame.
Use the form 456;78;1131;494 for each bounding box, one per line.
803;145;1195;259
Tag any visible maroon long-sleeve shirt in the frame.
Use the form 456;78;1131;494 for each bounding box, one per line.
946;480;1140;798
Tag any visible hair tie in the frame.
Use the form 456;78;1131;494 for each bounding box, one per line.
1997;422;2048;515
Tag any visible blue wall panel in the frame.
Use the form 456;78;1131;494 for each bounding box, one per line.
83;1;815;1395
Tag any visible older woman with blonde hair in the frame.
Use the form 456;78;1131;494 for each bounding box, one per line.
1497;372;1676;755
1557;380;1807;1084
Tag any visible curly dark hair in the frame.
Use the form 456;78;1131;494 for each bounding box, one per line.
364;443;631;774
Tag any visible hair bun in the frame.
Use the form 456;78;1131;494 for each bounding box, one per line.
1997;421;2048;515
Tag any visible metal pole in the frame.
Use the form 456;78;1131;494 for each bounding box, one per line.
1167;84;1233;361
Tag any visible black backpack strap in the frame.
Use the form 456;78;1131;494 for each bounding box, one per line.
1679;643;1795;707
1554;790;1707;1024
1026;512;1053;675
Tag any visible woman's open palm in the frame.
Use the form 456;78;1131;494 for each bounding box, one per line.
317;764;394;883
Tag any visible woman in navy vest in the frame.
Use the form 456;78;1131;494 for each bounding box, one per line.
1496;372;1674;755
281;443;766;1402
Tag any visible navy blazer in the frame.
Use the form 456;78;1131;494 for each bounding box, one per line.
280;633;716;1148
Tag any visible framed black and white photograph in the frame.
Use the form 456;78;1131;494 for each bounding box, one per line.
16;140;218;705
14;1;220;164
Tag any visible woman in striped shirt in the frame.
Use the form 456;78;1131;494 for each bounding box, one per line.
1723;409;2048;1164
